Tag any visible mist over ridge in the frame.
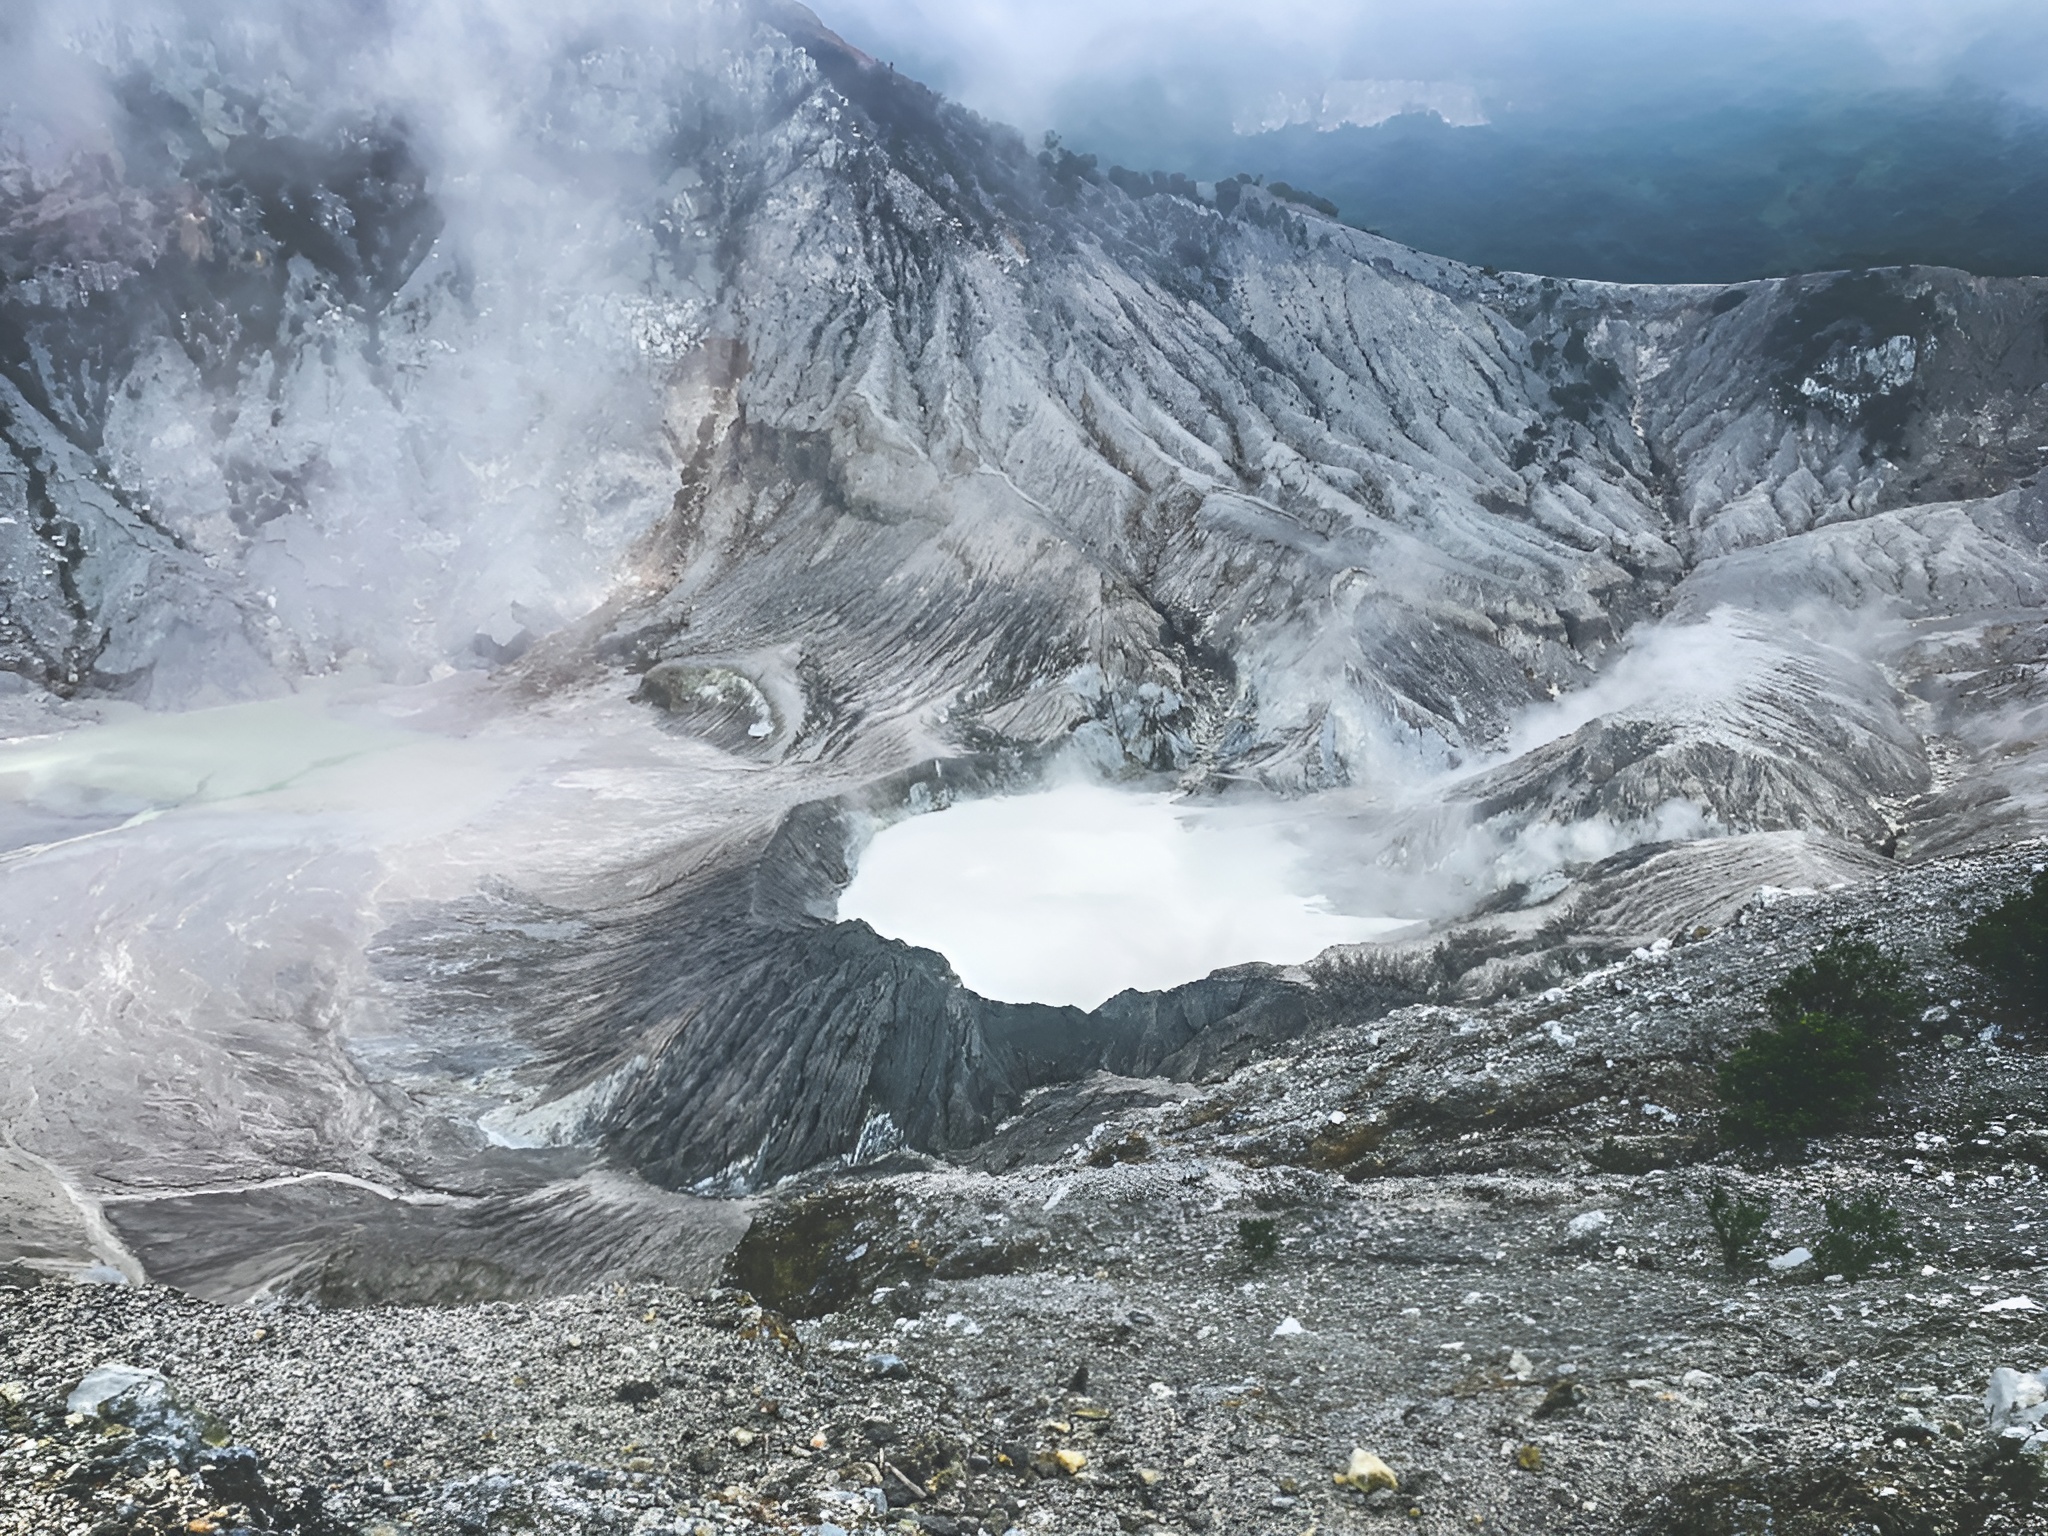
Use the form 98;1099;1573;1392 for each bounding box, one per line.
1;0;2047;1322
821;0;2048;281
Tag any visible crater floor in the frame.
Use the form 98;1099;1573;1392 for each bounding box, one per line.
837;783;1412;1007
7;839;2047;1535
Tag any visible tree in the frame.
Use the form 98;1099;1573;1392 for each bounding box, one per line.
1813;1193;1911;1279
1956;871;2048;1028
1704;1180;1771;1275
1717;936;1919;1151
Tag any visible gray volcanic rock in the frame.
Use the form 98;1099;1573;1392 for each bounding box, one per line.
4;2;2042;788
3;0;2048;1283
6;840;2048;1535
375;771;1315;1193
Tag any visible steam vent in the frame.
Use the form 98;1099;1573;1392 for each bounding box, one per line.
5;3;2048;1533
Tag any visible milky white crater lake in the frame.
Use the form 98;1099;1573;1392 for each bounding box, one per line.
837;783;1412;1009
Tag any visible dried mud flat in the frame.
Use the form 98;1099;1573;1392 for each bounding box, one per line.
8;841;2048;1536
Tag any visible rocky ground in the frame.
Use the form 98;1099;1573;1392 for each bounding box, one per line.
8;838;2048;1536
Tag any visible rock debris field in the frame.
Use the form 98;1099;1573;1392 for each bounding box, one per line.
8;840;2048;1536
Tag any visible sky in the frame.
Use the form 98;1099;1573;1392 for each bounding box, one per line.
814;0;2048;135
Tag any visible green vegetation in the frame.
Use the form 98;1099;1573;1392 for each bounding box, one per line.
1813;1193;1911;1280
1763;939;1918;1036
1764;272;1936;452
1236;1216;1280;1267
1719;1012;1880;1145
1105;164;1202;205
1037;131;1100;192
1153;88;2048;283
1265;181;1340;218
1717;938;1918;1150
1703;1179;1772;1275
1305;949;1424;1022
1955;870;2048;1028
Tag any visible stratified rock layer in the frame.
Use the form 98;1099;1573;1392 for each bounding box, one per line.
2;0;2048;1268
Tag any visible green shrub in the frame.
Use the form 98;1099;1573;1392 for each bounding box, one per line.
1267;181;1341;218
1812;1192;1911;1279
1306;949;1425;1022
1763;938;1916;1037
1719;1010;1883;1146
1956;870;2048;1026
1703;1179;1771;1275
1718;938;1918;1150
1236;1217;1279;1267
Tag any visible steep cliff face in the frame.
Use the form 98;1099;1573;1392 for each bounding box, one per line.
373;764;1317;1195
12;2;2044;786
4;0;2048;1244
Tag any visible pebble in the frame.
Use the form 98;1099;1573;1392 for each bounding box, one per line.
1335;1448;1399;1491
1565;1211;1611;1248
5;839;2047;1536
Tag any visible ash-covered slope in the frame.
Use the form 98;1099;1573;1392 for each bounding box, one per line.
10;1;2047;788
4;0;2048;1280
9;841;2048;1536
